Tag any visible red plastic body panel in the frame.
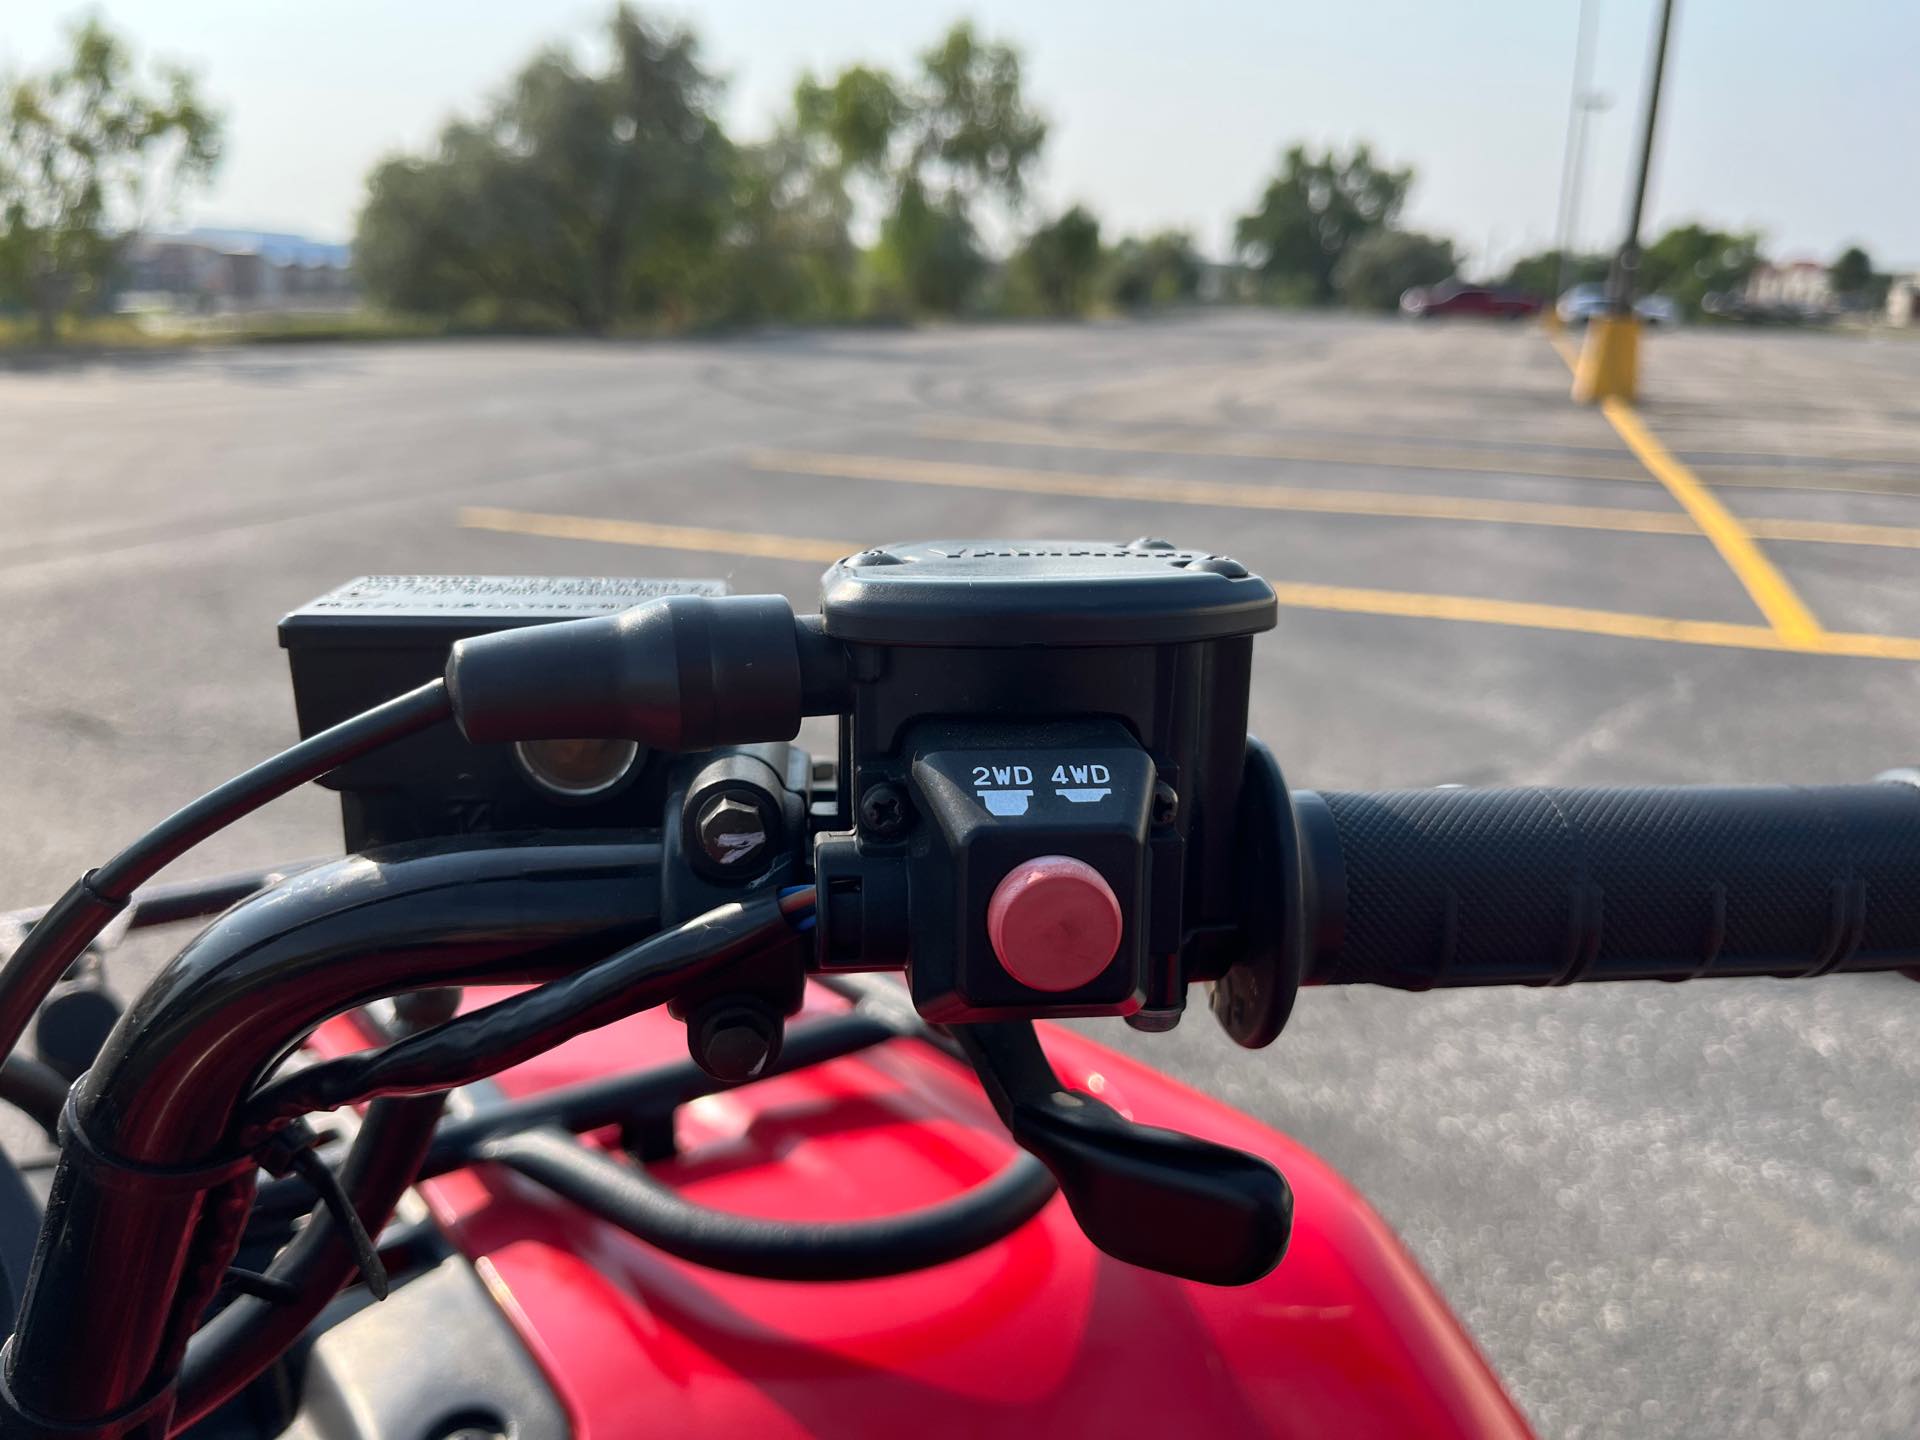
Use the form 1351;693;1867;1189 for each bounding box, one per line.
317;990;1533;1439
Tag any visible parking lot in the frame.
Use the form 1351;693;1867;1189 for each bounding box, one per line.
3;312;1919;1438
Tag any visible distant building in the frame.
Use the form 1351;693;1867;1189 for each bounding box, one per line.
1743;259;1833;314
120;229;356;314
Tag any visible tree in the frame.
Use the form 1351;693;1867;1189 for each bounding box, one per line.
1233;144;1411;304
356;5;732;331
793;66;904;177
1106;231;1202;309
912;23;1047;205
871;177;984;315
714;129;858;323
0;18;220;343
1012;205;1101;315
1636;222;1762;314
1335;229;1457;311
1501;248;1607;296
797;22;1045;315
1829;244;1873;297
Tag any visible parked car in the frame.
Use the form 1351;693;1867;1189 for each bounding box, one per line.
1557;283;1680;326
1400;280;1543;319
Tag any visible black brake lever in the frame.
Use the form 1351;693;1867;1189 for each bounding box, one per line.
953;1020;1291;1286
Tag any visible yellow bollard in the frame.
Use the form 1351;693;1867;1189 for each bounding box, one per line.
1571;312;1640;403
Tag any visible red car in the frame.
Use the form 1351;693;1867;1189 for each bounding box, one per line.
1400;279;1543;319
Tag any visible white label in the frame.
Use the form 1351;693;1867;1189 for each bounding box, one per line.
1050;763;1111;785
972;764;1034;786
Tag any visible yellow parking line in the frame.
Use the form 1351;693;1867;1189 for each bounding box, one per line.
921;414;1920;498
753;448;1920;553
1546;333;1826;642
1270;581;1920;661
750;448;1699;538
458;505;1920;662
1746;515;1920;549
460;506;849;564
916;417;1650;485
1599;399;1826;643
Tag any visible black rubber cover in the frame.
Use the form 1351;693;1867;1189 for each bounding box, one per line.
818;540;1279;646
446;593;805;749
1298;781;1920;988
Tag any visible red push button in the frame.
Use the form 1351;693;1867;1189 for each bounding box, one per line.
986;855;1123;992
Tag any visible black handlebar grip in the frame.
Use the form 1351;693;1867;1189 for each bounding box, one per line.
1295;780;1920;989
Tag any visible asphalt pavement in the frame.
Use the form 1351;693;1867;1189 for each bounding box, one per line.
3;312;1920;1438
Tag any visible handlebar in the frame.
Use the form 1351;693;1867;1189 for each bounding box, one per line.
1294;778;1920;990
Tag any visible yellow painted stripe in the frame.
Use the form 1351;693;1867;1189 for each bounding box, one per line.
750;448;1700;537
1598;399;1825;642
916;417;1649;485
458;505;1920;662
918;415;1920;498
460;507;849;564
753;448;1920;553
1747;515;1920;550
1546;330;1828;642
1269;581;1920;661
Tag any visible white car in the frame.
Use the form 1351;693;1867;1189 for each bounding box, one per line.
1557;283;1679;326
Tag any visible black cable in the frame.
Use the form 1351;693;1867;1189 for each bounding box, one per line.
0;863;323;938
418;1008;895;1178
174;1098;447;1428
0;1055;68;1141
243;895;805;1129
0;681;451;1063
175;1095;446;1430
484;1127;1057;1282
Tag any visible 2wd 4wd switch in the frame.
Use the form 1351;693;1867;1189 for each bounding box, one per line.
900;720;1154;1023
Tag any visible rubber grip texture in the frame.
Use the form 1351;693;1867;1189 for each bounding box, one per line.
1301;783;1920;988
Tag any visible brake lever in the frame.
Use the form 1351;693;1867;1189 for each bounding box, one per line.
953;1020;1291;1286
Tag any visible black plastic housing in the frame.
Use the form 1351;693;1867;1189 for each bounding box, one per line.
280;576;721;849
813;541;1277;1023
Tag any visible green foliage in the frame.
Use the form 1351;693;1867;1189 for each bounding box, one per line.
913;22;1047;205
356;5;732;331
1501;248;1607;296
1233;144;1411;304
871;177;985;316
1636;222;1761;314
0;17;220;343
1829;244;1873;296
1010;205;1101;315
712;131;858;324
793;66;903;176
1334;228;1456;311
800;21;1045;316
358;11;1047;329
1106;231;1202;309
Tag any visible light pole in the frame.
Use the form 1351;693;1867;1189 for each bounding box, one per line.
1552;0;1605;301
1607;0;1679;313
1573;0;1679;403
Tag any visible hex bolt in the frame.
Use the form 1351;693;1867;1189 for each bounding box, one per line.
859;782;911;840
691;1004;780;1082
1151;781;1179;828
695;793;770;871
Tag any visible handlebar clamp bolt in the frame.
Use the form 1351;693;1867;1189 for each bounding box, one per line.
694;793;772;873
689;1002;782;1083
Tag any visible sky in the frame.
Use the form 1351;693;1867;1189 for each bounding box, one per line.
5;0;1914;273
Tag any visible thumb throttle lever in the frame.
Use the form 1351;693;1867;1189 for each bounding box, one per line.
954;1021;1292;1286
